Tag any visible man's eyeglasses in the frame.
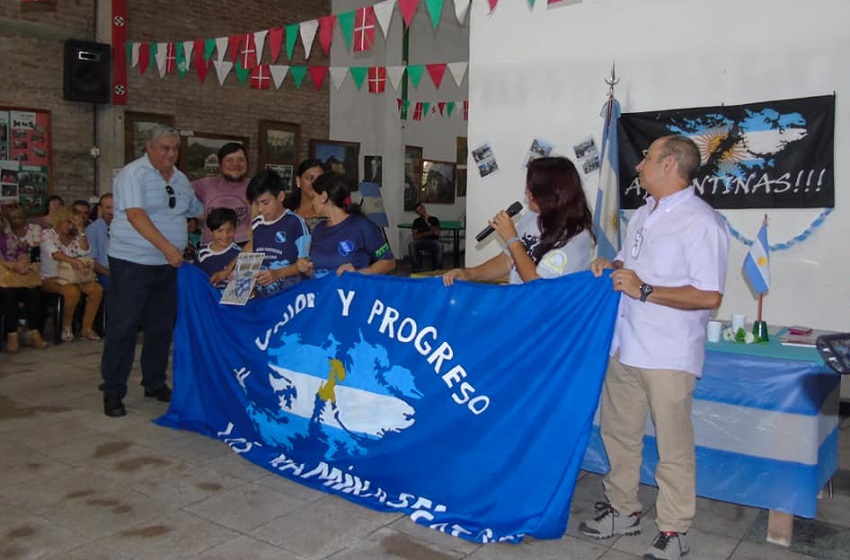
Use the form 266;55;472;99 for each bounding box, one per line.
164;184;176;209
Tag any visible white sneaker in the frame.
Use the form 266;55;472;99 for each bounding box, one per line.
578;501;642;539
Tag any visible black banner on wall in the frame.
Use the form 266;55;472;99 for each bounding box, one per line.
617;95;835;209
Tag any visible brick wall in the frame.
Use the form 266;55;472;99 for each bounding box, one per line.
1;0;330;206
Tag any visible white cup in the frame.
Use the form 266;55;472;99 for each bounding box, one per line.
731;314;746;333
707;320;723;343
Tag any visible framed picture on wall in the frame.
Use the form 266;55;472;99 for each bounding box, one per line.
420;159;456;205
258;120;300;182
124;111;175;164
403;145;423;211
363;155;383;186
178;132;249;181
309;139;359;188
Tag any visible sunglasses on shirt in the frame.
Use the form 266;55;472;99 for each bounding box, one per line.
164;184;176;209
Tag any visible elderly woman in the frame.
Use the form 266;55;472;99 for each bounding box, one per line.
284;158;326;232
307;172;395;277
40;206;103;342
1;203;47;352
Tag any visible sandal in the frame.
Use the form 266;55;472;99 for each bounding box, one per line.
5;332;20;354
26;330;48;350
61;327;75;342
81;330;101;341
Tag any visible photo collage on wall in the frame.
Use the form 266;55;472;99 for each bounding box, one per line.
0;109;51;214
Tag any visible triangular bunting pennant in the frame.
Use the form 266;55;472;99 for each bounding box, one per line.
214;37;228;62
300;19;319;59
447;61;468;86
422;102;431;117
527;0;536;7
228;34;241;63
317;15;336;56
386;66;406;90
239;34;258;70
203;38;216;62
181;41;194;72
165;43;177;75
463;99;469;120
254;30;268;65
289;65;308;89
250;64;271;90
138;43;150;74
413;102;424;120
194;43;210;82
374;0;396;38
487;0;498;13
285;24;299;60
129;42;139;68
353;7;375;52
234;61;250;84
426;63;447;89
397;98;404;113
308;66;328;90
398;0;420;27
349;66;368;90
338;11;355;51
407;64;425;88
424;0;444;29
213;60;232;86
270;65;289;89
368;67;387;93
328;67;348;90
175;43;188;78
446;101;456;118
454;0;471;23
155;42;167;77
149;42;158;74
268;27;284;63
437;101;446;116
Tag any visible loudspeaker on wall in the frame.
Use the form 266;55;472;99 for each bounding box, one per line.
63;40;112;104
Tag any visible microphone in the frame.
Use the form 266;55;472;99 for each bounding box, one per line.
475;201;524;242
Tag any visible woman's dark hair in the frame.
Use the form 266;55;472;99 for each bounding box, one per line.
206;207;238;231
526;157;595;264
43;194;64;216
285;158;326;210
217;142;247;165
311;172;358;214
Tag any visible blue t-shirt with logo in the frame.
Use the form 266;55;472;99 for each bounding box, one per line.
310;214;393;276
251;210;310;297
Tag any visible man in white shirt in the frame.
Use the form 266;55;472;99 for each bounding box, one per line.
579;135;730;560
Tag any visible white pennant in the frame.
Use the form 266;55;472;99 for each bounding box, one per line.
155;42;167;78
447;61;468;86
254;30;268;65
386;66;406;91
454;0;471;23
130;42;140;68
299;19;319;60
213;60;233;86
329;67;348;90
269;65;289;89
181;41;194;72
373;0;396;38
214;36;228;62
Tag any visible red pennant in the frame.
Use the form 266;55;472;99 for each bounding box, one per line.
398;0;420;27
437;102;446;116
487;0;498;13
397;98;404;112
165;43;177;74
194;41;209;83
239;34;258;70
463;100;469;121
413;102;424;120
308;66;328;90
138;43;150;74
354;7;375;52
228;34;241;63
250;65;271;89
367;67;387;94
425;63;447;89
268;27;284;63
318;15;336;56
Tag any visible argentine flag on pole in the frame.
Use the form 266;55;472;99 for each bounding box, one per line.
594;97;621;260
744;219;770;295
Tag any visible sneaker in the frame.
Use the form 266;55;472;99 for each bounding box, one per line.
644;531;690;560
579;501;642;539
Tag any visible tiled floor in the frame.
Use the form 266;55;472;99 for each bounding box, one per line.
1;335;848;560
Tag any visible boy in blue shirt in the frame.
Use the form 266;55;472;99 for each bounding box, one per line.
196;208;241;282
211;169;311;297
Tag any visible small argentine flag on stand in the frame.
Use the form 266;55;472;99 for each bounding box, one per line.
744;215;770;340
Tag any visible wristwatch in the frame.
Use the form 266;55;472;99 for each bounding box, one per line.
639;283;653;302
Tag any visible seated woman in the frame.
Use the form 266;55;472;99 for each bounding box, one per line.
308;173;396;277
40;206;103;342
1;203;47;353
284;158;326;232
443;156;595;286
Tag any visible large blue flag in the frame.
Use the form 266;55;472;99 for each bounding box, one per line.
158;266;620;543
594;97;621;261
744;220;770;295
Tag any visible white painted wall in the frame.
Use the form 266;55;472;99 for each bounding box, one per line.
330;0;469;258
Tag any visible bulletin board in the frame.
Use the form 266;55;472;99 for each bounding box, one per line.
0;105;52;215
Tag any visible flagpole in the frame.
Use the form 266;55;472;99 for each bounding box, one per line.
752;213;769;341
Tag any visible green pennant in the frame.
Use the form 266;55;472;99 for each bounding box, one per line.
407;65;425;89
149;43;158;69
234;61;250;84
289;65;308;89
446;101;456;118
285;24;299;60
424;0;444;29
422;102;431;117
176;44;187;78
203;38;215;61
528;0;536;7
125;42;133;65
337;10;355;51
349;67;368;90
